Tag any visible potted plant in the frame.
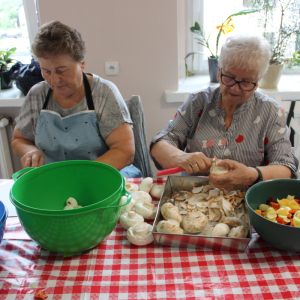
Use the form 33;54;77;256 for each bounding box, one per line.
255;0;300;88
185;9;259;82
0;46;16;89
284;51;300;69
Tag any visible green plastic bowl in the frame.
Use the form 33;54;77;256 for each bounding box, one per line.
246;179;300;253
11;160;125;213
10;160;131;253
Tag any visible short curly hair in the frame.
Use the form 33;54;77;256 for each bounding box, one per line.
218;34;271;78
31;21;86;62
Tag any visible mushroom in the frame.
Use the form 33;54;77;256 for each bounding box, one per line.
219;217;243;228
161;203;182;223
150;185;164;199
119;196;136;215
139;177;153;193
208;208;223;222
196;221;218;236
66;197;78;207
63;204;74;210
119;211;144;230
127;222;154;246
210;159;229;176
211;223;230;237
135;203;157;219
172;191;193;201
182;211;208;233
125;183;139;194
131;191;152;204
192;186;203;194
202;185;214;192
156;219;184;234
209;188;220;197
228;225;248;238
222;198;236;217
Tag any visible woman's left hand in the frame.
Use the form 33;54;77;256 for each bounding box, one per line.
209;159;257;191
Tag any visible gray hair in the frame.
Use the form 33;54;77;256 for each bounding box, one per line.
31;21;86;63
218;34;271;78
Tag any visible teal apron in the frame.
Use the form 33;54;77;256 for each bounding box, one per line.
35;73;141;177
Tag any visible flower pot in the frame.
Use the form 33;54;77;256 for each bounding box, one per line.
258;64;283;89
208;57;219;83
0;70;13;89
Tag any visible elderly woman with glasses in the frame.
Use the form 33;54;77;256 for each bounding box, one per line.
150;34;298;190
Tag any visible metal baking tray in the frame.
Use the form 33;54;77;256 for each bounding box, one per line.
152;176;252;252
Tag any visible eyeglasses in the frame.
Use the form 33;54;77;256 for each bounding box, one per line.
220;69;258;91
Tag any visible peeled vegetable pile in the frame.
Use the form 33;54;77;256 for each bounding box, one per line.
255;195;300;227
156;184;249;238
120;178;165;246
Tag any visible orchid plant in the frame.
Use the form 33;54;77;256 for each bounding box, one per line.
184;9;259;77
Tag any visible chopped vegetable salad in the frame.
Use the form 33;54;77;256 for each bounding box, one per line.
255;195;300;227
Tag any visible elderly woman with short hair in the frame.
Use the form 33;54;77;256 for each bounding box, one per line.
151;34;298;190
12;21;141;177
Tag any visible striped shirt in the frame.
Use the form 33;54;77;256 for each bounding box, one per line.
150;87;299;178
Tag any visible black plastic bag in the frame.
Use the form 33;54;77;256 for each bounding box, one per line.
10;58;44;95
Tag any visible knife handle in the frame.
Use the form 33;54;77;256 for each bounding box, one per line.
156;167;185;177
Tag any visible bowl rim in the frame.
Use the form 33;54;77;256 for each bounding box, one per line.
10;160;126;215
0;205;8;227
0;201;7;224
10;189;131;216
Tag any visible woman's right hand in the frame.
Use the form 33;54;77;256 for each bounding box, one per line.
177;152;212;175
21;149;45;168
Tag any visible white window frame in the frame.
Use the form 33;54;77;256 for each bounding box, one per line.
22;0;40;45
186;0;207;75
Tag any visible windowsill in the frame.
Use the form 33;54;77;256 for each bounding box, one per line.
165;74;300;105
0;84;25;107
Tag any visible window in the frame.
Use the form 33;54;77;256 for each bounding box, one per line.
186;0;300;74
0;0;39;65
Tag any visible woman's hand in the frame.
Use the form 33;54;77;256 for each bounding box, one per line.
178;152;212;175
21;149;45;168
209;159;257;191
12;127;45;168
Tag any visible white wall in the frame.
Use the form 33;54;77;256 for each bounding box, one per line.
37;0;184;173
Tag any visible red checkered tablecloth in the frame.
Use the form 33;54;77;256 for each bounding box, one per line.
0;178;300;300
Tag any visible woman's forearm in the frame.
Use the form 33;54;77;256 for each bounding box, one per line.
93;148;134;170
259;164;293;181
151;140;186;169
11;137;39;158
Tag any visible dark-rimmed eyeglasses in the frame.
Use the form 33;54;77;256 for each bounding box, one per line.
220;68;258;91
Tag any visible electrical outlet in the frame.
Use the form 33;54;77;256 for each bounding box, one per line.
105;62;119;76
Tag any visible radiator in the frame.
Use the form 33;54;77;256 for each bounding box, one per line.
0;117;13;179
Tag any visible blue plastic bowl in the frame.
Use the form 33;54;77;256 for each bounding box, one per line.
0;201;8;245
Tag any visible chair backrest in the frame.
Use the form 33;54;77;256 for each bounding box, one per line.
125;95;154;177
286;99;300;161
